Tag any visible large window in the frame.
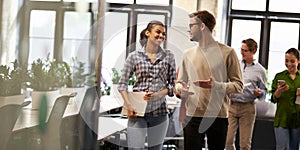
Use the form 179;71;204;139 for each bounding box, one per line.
21;1;96;72
226;0;300;100
102;1;172;85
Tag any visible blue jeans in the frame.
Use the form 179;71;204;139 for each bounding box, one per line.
274;126;300;150
127;115;169;150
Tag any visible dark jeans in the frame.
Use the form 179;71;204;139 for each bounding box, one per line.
183;117;228;150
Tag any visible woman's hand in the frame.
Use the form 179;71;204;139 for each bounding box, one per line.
274;82;289;98
126;104;137;118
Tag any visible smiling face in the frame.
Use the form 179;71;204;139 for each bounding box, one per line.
285;52;300;74
145;24;165;46
240;43;256;62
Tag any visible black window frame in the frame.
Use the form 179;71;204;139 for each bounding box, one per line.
225;0;300;69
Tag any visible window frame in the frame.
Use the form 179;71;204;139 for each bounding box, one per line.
225;0;300;69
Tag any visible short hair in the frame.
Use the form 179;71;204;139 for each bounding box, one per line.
189;10;216;32
242;38;258;51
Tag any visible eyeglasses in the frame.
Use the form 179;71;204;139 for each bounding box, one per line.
189;23;201;29
240;48;250;53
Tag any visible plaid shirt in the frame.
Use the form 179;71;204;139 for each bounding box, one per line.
118;46;176;116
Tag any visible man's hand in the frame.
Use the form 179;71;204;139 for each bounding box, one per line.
193;77;213;88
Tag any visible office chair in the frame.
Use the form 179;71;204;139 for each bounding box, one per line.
41;93;76;150
61;86;100;150
0;101;31;150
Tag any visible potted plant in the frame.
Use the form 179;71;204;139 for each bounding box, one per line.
28;54;69;109
109;68;136;96
0;60;29;107
110;68;121;98
61;57;95;105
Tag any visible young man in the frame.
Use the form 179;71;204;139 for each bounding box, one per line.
225;38;267;150
175;10;243;150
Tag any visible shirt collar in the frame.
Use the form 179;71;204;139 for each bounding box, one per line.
241;59;257;66
138;46;165;58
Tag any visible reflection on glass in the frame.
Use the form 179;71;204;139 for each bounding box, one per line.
64;0;95;2
30;0;59;1
231;19;261;60
102;12;128;83
29;39;54;63
30;10;55;37
63;12;91;65
268;22;299;84
232;0;266;11
64;12;91;39
136;14;165;50
136;0;169;6
106;0;133;4
269;0;300;13
63;40;90;65
29;10;56;64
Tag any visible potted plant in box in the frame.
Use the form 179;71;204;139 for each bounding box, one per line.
61;57;95;105
28;54;70;109
0;60;29;107
109;68;136;97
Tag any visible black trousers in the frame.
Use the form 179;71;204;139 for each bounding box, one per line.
183;117;228;150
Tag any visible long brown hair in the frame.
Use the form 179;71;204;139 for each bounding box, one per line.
139;20;165;47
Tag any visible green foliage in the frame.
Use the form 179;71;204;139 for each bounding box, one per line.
128;73;136;86
66;57;95;88
0;60;29;96
28;54;69;91
111;68;120;84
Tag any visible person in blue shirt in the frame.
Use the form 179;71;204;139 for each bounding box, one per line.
271;48;300;150
226;38;267;150
118;20;176;150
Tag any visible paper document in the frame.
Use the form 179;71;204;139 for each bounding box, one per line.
121;92;147;116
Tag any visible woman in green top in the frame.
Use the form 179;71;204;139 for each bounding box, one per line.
271;48;300;150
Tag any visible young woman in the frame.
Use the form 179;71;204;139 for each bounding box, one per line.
118;20;176;150
271;48;300;150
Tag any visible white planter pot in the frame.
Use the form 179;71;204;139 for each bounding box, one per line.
256;100;277;118
60;87;86;108
31;90;60;109
0;94;26;108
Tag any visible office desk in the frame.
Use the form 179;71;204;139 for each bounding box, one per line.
98;117;128;140
99;95;124;113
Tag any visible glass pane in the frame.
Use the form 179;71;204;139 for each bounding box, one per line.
230;19;261;61
232;0;266;11
102;12;128;84
64;0;94;2
268;22;299;86
63;39;90;65
136;0;169;6
105;0;133;4
269;0;300;13
30;10;56;38
28;38;54;64
136;14;165;49
64;12;91;39
30;0;59;1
